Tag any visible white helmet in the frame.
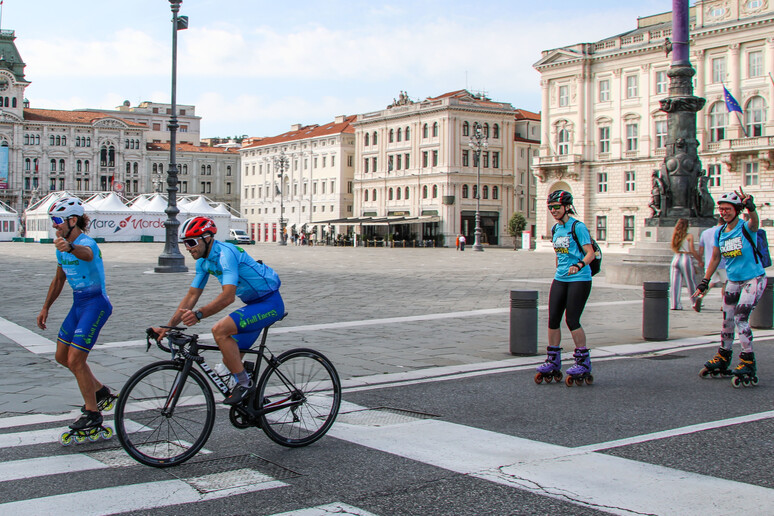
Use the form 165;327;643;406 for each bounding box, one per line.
49;197;84;219
717;192;743;207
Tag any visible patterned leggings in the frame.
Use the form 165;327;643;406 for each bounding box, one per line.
670;253;697;310
721;274;767;353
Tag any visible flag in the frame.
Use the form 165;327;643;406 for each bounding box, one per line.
723;85;742;114
176;16;189;30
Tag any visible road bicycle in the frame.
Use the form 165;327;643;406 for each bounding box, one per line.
114;313;341;468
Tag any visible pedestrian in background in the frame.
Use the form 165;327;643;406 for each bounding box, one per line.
695;189;766;384
669;218;702;311
459;234;466;251
535;190;595;386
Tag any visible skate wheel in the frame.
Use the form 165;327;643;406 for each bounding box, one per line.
88;431;100;442
74;433;87;444
710;370;720;377
534;372;544;385
545;375;553;384
585;375;594;385
555;372;563;382
751;376;759;386
731;376;742;388
565;376;574;387
575;377;583;386
699;367;710;378
101;426;114;440
743;378;751;387
103;401;115;412
60;432;73;446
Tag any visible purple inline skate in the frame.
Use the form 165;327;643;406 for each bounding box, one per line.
565;347;593;387
534;346;562;384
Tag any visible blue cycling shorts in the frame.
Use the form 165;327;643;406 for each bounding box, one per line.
228;290;285;350
57;291;113;353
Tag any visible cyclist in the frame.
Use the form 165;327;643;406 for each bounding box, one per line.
36;197;114;431
694;188;766;381
536;190;596;383
153;216;284;405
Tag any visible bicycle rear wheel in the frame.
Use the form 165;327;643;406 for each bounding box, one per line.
257;348;341;447
115;361;215;467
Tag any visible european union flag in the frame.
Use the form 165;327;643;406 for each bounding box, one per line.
723;85;742;114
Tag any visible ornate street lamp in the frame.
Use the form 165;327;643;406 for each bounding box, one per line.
274;150;289;245
155;0;189;273
468;122;488;252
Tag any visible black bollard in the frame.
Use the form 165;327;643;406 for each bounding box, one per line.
750;276;774;329
510;290;538;355
643;281;669;341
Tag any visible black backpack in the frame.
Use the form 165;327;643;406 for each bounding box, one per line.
552;220;602;276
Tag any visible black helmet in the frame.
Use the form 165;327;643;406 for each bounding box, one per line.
547;190;573;206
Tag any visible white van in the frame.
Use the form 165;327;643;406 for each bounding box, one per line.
229;228;252;244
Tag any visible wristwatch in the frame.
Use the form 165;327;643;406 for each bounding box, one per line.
194;310;204;321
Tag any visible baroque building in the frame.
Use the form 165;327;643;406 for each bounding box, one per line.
239;116;356;242
351;90;521;246
533;0;774;251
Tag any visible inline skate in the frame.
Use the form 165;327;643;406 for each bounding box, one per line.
534;346;562;384
565;347;593;387
79;385;118;413
60;410;114;446
730;352;758;388
699;347;732;378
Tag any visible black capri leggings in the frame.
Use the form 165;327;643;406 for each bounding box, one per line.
548;279;592;331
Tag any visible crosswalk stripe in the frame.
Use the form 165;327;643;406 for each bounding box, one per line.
0;419;147;449
329;411;774;514
0;476;287;515
269;503;379;516
0;455;108;482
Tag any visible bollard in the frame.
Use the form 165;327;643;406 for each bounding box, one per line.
510;290;538;355
750;276;774;329
643;281;669;341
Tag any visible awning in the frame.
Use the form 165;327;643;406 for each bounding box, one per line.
315;215;441;226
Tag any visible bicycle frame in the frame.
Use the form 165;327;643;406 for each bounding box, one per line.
153;321;304;423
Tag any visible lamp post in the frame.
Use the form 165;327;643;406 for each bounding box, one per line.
274;150;289;245
468;122;488;252
155;0;189;273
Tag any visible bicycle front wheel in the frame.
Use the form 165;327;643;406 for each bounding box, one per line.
115;361;215;467
258;348;341;447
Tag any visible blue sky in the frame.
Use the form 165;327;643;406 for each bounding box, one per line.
3;0;675;138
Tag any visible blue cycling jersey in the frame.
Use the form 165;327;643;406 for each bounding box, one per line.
55;233;107;295
553;218;592;282
191;240;281;302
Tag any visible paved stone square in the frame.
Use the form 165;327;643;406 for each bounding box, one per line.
0;241;749;415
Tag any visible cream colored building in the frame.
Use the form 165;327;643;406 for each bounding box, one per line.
352;90;519;246
514;109;541;240
533;0;774;252
238;116;356;243
86;100;201;146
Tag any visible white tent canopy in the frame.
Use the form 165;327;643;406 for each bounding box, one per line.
0;200;19;241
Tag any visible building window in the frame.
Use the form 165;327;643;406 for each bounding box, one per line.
423;124;428;138
624;216;635;242
709;102;727;142
483;152;489;168
655;70;668;94
626;123;639;151
404;153;410;169
462;121;469;136
744;162;759;186
655;120;668;148
389;188;394;201
559;85;569;107
558;129;570;155
745;96;766;137
493;124;499;139
389;129;394;143
748;50;763;78
708;164;722;188
405;126;410;139
432;122;438;137
462;150;469;167
433;185;438;198
598;126;610;154
462;184;469;198
405;187;409;200
422;185;428;198
372;157;377;172
626;75;638;98
432;150;438;166
364;190;369;202
492;152;499;169
492;185;498;200
598;172;608;193
372;131;377;145
625;170;636;192
364;159;369;173
596;216;607;241
482;185;489;199
598;79;610;102
364;133;369;146
422;151;428;168
397;128;402;142
712;57;726;83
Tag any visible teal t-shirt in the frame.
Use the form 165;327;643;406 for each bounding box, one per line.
717;220;766;282
553;218;592;282
55;233;107;295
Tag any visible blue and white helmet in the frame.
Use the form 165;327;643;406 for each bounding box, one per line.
717;192;743;208
48;197;84;219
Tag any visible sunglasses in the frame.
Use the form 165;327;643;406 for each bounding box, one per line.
51;216;66;225
183;237;204;248
548;205;564;211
